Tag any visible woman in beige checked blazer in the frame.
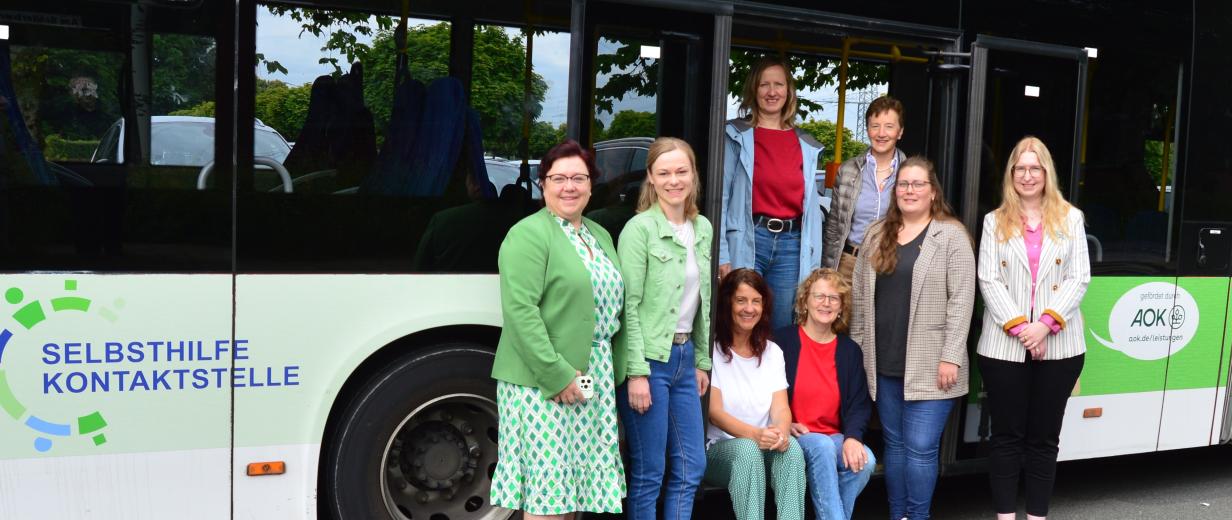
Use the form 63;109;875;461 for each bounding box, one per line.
851;156;975;520
976;137;1089;520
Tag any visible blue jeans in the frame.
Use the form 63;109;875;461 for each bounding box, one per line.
797;432;876;520
875;375;954;520
616;341;706;520
753;226;801;331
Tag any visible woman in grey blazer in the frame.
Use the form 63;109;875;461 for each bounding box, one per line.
976;136;1089;520
851;156;975;520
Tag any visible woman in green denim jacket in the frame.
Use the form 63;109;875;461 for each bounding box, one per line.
615;137;713;520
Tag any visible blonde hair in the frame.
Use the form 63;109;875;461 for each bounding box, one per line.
637;137;701;220
737;57;798;129
793;268;851;333
993;136;1073;242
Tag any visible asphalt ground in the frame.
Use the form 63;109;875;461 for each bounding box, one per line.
685;444;1232;519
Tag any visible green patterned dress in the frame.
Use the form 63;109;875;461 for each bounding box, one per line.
490;215;626;515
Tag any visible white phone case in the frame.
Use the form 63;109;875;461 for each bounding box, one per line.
575;375;594;400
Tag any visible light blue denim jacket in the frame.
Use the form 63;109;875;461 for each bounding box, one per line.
719;118;825;284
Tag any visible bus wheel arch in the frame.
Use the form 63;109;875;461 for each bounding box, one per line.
318;326;512;520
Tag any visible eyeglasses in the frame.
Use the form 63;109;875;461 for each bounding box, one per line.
544;174;591;186
1012;166;1045;178
809;293;841;305
895;180;930;192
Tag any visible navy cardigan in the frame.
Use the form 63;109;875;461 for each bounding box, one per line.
773;325;873;442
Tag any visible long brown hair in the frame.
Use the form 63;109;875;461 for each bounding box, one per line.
993;136;1074;242
714;268;772;365
737;57;798;129
793;268;851;334
870;156;959;274
636;137;701;219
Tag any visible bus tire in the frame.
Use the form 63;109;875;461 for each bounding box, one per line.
323;343;513;520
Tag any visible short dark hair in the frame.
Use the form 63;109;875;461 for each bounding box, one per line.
714;268;773;365
537;139;600;182
865;95;904;126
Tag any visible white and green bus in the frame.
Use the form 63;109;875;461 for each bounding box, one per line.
1;0;1229;519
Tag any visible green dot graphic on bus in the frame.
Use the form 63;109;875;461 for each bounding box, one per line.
0;280;112;452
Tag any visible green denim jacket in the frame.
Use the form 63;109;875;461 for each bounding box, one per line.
490;208;625;397
615;204;713;377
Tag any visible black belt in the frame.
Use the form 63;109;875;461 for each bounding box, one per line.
843;243;860;256
753;214;801;233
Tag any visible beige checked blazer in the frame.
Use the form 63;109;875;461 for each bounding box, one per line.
851;218;976;401
976;207;1090;362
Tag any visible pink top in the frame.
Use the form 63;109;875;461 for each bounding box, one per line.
1008;221;1061;336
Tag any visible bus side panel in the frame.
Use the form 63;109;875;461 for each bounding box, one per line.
1057;277;1173;460
1158;277;1230;450
0;275;232;518
231;274;501;517
1212;283;1232;445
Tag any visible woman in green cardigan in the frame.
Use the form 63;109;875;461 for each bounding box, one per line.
489;140;627;518
616;137;713;520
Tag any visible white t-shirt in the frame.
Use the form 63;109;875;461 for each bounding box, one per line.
672;220;700;333
706;340;789;444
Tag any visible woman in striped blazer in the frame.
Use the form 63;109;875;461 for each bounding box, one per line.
851;156;976;520
976;136;1090;520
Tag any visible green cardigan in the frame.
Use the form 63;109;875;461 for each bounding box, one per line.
615;205;713;377
491;208;627;397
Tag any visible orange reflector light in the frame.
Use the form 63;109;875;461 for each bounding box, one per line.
1082;407;1102;418
247;461;286;476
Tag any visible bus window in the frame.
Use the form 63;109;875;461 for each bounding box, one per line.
725;12;956;202
577;2;714;240
727;47;883;171
239;3;571;274
0;2;231;272
6;46;122;165
1077;54;1183;272
472;23;567;197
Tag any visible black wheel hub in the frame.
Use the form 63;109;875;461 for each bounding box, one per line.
381;394;504;520
401;421;478;491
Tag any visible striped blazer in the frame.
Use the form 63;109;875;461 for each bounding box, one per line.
976;207;1090;362
851;218;976;401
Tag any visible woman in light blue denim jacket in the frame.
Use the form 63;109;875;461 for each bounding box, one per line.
719;56;825;331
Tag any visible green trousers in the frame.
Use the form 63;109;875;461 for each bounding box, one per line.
703;437;806;520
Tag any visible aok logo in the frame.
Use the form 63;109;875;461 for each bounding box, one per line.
1090;282;1199;361
1130;306;1185;328
0;280;115;452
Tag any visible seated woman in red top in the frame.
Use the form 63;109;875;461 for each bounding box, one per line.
773;268;875;520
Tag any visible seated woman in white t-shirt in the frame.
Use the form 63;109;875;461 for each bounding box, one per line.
704;268;807;520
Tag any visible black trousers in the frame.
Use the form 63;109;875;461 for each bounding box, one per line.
978;353;1084;516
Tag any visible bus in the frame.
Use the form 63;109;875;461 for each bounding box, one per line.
0;0;1228;519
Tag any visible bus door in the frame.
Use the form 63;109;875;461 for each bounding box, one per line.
960;34;1211;459
723;4;967;463
960;35;1112;459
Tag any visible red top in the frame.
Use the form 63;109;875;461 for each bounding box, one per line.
751;127;804;219
791;328;841;435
